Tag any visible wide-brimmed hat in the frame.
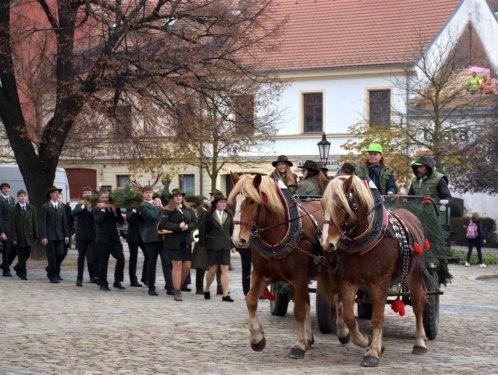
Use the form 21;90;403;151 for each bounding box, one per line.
317;161;328;172
272;155;293;167
46;186;62;198
170;188;185;196
299;160;320;172
340;163;356;175
209;189;222;196
212;192;227;202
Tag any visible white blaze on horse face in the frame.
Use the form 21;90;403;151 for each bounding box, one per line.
321;211;330;249
322;211;340;252
232;194;245;247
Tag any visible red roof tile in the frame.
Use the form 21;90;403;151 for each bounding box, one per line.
261;0;462;71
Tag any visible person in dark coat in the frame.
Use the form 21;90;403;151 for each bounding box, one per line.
8;189;38;280
159;188;198;302
464;212;487;268
269;155;298;193
126;207;149;287
355;143;398;195
40;186;69;283
198;192;235;302
72;186;97;286
93;189;126;291
0;182;16;277
138;185;173;296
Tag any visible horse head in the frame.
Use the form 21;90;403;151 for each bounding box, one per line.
320;174;374;251
229;172;284;248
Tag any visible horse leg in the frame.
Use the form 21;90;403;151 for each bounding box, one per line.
409;274;428;355
247;272;268;352
305;293;314;349
339;286;371;350
361;285;389;367
334;293;350;344
288;280;309;359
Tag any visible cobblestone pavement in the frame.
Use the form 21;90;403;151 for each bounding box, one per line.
0;244;497;374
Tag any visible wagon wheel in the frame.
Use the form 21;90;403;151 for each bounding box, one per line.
357;291;373;320
316;290;336;334
423;268;440;340
270;281;290;316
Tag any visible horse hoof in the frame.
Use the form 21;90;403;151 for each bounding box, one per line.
338;334;351;345
361;356;380;367
288;348;305;359
412;346;427;355
251;337;266;352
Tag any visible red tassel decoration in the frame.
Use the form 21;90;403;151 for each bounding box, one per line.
413;242;423;255
424;239;430;250
391;297;406;316
263;288;276;301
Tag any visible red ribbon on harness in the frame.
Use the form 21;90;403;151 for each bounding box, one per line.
263;288;275;301
391;296;406;316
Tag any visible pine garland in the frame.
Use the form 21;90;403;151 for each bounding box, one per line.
110;185;143;209
77;193;100;207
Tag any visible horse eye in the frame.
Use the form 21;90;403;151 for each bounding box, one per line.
248;199;255;205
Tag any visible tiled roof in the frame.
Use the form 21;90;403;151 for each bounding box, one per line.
261;0;462;71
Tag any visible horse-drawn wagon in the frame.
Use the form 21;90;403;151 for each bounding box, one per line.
270;194;450;341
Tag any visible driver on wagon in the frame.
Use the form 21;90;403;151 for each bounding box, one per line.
408;154;452;205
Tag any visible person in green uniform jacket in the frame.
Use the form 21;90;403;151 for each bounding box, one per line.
295;160;326;196
408;154;452;205
355;143;398;195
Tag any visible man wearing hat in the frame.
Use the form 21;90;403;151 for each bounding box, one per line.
295;160;326;196
340;162;356;176
408;154;452;204
317;161;330;180
355;143;398;195
40;186;69;283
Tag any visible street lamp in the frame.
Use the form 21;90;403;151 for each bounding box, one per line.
317;132;331;167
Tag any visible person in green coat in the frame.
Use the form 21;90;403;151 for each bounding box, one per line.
295;160;326;196
354;143;398;195
8;190;38;280
198;192;235;302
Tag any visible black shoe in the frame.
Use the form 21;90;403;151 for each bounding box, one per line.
76;280;83;287
130;281;142;287
3;271;12;277
166;288;175;296
50;278;60;284
89;278;97;284
217;288;223;295
222;295;234;302
113;282;126;290
141;278;147;284
204;291;211;300
21;276;27;281
100;285;111;291
13;265;20;277
148;289;158;296
57;275;63;281
180;285;192;292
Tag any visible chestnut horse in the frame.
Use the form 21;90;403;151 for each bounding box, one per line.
229;173;328;359
319;175;427;367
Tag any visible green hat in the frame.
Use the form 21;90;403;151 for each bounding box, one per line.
366;143;383;153
170;188;185;196
299;160;320;172
212;192;227;202
340;163;356;175
46;186;62;198
272;155;293;167
412;162;424;166
317;161;328;172
209;189;222;196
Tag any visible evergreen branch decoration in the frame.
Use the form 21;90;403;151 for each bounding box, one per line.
110;185;143;209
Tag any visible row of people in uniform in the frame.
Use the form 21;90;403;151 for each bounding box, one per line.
0;184;237;302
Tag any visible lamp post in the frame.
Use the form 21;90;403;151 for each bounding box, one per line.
317;132;331;168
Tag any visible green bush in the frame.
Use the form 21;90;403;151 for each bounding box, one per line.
450;249;498;265
450;216;498;247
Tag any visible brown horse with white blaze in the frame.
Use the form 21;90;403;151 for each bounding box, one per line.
229;172;327;359
319;175;428;367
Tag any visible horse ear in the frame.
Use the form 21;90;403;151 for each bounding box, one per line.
253;174;262;189
230;171;240;185
319;171;330;188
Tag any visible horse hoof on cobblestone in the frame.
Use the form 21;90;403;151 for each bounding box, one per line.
338;333;351;345
251;337;266;352
361;356;379;367
412;345;427;355
288;348;305;359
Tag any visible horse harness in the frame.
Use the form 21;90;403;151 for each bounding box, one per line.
234;178;330;275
